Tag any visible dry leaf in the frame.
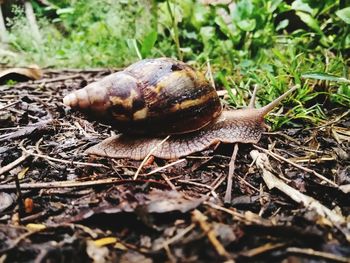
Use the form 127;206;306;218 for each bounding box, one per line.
93;237;117;247
114;242;128;251
26;223;46;231
0;65;43;84
18;167;29;180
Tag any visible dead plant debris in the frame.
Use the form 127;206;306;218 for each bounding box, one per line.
0;70;349;262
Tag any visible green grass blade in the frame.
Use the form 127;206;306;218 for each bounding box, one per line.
301;72;350;83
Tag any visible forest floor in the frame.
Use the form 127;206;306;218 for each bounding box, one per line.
0;70;349;263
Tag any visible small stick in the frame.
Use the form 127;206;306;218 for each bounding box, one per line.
239;242;286;257
286;247;350;263
224;143;239;204
30;151;107;168
192;209;232;259
134;135;170;180
178;179;214;191
0;100;20;111
253;145;338;187
204;201;273;226
0;178;169;190
178;179;218;198
33;74;81;84
160;174;177;191
237;175;260;192
6;74;83;89
35;138;55;166
0;154;30;176
19;141;107;168
14;172;24;222
209;173;227;194
153;223;196;251
146;159;185;176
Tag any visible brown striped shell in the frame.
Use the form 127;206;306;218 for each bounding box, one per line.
63;58;222;135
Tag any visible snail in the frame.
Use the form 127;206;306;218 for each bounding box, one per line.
63;58;297;160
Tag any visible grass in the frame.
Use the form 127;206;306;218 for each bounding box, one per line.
0;0;349;129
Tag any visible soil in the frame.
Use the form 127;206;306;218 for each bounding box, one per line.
0;69;349;263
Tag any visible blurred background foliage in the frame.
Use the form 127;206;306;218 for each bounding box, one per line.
0;0;349;127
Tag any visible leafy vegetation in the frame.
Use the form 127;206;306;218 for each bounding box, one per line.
1;0;349;128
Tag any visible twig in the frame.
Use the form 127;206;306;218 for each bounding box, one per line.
134;135;170;180
286;247;350;263
8;74;83;89
19;141;108;168
209;173;227;194
35;138;55;166
14;172;24;222
0;100;20;111
146;159;185;176
253;145;338;187
224;143;239;203
32;74;81;84
0;153;30;176
160;174;177;191
32;150;107;168
74;121;90;138
237;175;260;192
192;209;232;260
178;180;213;191
204;201;273;226
0;178;169;190
153;224;196;251
239;242;286;258
40;74;82;84
178;179;218;198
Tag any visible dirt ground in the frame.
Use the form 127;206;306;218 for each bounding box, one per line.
0;69;349;262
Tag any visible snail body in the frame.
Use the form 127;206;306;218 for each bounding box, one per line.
64;58;297;160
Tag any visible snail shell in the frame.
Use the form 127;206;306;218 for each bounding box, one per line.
63;58;222;135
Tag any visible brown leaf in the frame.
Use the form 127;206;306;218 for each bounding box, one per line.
0;65;43;84
141;189;206;214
